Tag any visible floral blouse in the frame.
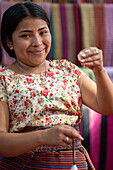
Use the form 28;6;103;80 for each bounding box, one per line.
0;60;85;132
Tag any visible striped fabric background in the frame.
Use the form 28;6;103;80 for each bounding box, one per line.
94;4;105;61
104;4;113;66
81;105;113;170
7;0;113;4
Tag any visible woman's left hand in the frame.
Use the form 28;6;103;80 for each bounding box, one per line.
78;47;104;73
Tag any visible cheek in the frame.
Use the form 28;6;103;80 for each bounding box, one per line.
45;35;51;47
13;40;29;51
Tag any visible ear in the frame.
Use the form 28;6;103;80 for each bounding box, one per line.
6;38;13;50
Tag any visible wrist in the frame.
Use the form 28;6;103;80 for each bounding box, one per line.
93;67;105;75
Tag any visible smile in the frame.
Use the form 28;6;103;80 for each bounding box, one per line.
29;49;45;55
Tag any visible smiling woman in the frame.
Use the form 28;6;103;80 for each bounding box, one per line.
0;2;113;170
9;16;51;73
2;4;51;73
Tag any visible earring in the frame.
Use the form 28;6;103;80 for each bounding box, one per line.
9;46;13;50
8;42;13;50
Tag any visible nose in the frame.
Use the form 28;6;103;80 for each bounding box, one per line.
32;34;42;47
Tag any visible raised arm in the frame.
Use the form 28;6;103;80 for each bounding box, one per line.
78;47;113;114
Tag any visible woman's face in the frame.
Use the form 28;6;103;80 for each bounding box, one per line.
10;17;51;66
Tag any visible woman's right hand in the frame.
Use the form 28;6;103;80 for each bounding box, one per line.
41;124;84;147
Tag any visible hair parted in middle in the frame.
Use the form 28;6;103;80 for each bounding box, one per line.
1;2;50;58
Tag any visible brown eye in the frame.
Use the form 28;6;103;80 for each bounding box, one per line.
40;30;48;35
21;34;31;38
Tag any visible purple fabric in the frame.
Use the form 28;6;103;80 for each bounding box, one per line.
81;103;113;170
37;2;51;19
0;2;16;66
89;108;101;170
104;4;113;66
59;4;68;60
105;115;113;170
104;66;113;82
73;4;82;67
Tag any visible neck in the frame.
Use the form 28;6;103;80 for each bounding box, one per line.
16;60;47;74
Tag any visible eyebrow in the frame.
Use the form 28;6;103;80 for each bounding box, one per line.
19;27;48;33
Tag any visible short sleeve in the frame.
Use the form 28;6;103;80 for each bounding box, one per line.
0;75;7;102
68;61;85;79
59;60;85;80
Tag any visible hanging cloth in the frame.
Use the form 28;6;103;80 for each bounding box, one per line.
51;4;62;60
104;4;113;66
80;4;95;49
93;4;105;64
65;4;76;64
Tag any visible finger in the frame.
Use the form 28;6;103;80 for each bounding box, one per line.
63;127;84;141
58;133;72;146
56;125;84;142
78;47;100;61
63;136;72;145
80;55;101;64
78;48;102;67
83;47;99;56
83;60;101;67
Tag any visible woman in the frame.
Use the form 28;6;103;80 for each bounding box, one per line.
0;2;112;170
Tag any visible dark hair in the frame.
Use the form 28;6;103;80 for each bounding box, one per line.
1;2;50;58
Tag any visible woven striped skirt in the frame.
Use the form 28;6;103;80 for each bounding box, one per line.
0;146;95;170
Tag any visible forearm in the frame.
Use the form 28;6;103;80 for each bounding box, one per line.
94;68;113;114
0;124;84;158
0;130;44;157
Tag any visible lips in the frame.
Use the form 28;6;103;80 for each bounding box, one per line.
29;49;45;55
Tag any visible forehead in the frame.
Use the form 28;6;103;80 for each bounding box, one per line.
15;17;48;31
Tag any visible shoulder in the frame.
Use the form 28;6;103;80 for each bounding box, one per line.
51;59;75;69
0;67;14;75
50;59;67;67
0;68;14;81
51;59;85;77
